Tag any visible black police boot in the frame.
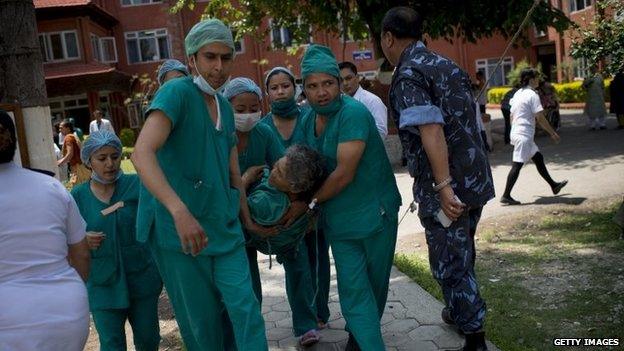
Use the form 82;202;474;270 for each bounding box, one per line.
441;307;455;325
463;331;488;351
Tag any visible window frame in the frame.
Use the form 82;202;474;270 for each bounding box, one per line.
570;0;592;13
268;18;313;49
124;28;170;65
573;57;589;79
475;57;514;87
120;0;163;7
39;30;81;63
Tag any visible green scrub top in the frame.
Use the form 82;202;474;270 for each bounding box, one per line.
238;123;284;174
71;174;161;310
246;169;310;256
260;106;309;149
301;95;402;240
137;76;244;256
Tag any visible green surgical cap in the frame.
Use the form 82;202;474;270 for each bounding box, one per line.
300;44;340;82
185;19;235;56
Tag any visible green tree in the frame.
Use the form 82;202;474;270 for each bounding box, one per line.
171;0;570;61
570;0;624;76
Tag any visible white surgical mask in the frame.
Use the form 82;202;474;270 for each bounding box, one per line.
191;56;229;95
234;111;262;132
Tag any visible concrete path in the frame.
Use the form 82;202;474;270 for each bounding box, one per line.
395;110;624;238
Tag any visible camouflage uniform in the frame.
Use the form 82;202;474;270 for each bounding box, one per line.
388;41;495;333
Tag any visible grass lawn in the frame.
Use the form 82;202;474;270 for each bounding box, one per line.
394;199;624;351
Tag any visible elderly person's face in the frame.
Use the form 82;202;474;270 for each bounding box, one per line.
230;92;261;114
304;73;340;107
163;70;186;84
190;42;234;90
268;156;292;193
90;146;121;183
267;73;295;102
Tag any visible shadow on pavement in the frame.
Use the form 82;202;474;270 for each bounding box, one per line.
529;195;587;206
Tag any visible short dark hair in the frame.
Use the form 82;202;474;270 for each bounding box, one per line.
381;6;423;40
0;110;17;164
338;61;358;75
61;118;75;133
476;71;485;78
520;68;538;87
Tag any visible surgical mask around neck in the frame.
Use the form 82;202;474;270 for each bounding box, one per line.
234;111;263;132
92;169;123;185
270;97;299;118
310;95;343;116
191;57;229;95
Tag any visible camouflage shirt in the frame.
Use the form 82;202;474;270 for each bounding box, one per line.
388;41;495;217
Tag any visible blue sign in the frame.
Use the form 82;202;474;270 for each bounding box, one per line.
353;50;373;61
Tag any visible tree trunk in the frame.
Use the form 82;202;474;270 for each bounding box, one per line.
0;0;56;172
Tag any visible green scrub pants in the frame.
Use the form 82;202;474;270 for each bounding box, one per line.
304;228;331;324
330;212;398;351
281;240;320;336
91;294;160;351
246;245;263;304
150;242;267;351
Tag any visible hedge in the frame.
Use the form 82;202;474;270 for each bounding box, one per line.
487;79;612;104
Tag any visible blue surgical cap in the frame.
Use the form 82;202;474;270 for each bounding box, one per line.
81;130;122;166
264;66;295;88
223;77;263;100
185;19;235;57
158;59;189;85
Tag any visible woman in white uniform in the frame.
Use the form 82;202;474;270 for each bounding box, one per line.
0;110;91;351
500;68;567;205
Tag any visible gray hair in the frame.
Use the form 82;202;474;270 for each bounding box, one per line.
283;144;326;194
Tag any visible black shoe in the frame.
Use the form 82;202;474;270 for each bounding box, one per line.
441;307;455;325
599;126;607;130
552;180;568;195
590;127;597;131
345;333;361;351
500;196;521;205
463;331;488;351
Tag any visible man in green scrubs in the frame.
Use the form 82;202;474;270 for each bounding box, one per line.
299;45;402;350
132;19;269;351
72;131;162;351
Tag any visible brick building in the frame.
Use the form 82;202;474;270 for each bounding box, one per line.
34;0;603;132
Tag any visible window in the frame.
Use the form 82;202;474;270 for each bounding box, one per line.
573;57;589;79
231;30;245;54
534;26;546;38
127;102;141;128
39;30;80;62
121;0;162;6
269;18;312;48
570;0;592;12
125;29;170;64
91;34;118;63
475;57;514;86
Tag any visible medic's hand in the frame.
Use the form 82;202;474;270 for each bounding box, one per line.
440;186;465;222
278;200;308;228
85;232;105;250
550;132;561;144
246;221;280;238
242;165;265;189
172;206;208;256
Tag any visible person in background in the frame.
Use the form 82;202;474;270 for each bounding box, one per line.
501;68;567;205
71;117;85;141
131;19;269;351
537;80;560;131
500;85;520;145
262;66;331;329
609;71;624;130
339;61;389;138
58;119;91;187
89;109;115;135
474;70;488;115
72;131;163;351
381;7;494;350
0;110;90;351
300;44;402;350
157;59;190;86
583;66;607;130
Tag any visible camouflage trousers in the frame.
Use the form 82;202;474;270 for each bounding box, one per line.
420;207;486;333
